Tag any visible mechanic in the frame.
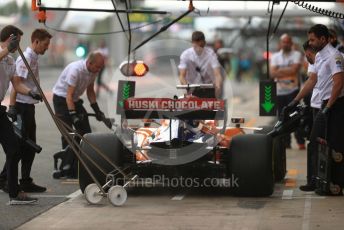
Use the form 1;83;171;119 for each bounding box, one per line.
178;31;223;98
0;25;41;204
284;24;344;193
291;40;320;191
329;28;344;53
52;51;105;178
0;29;52;193
270;33;306;150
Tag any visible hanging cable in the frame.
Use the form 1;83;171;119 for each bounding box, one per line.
266;1;275;80
111;0;129;41
270;1;289;40
290;0;344;19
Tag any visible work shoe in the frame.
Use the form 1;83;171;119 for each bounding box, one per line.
8;192;38;205
20;181;46;193
299;184;316;192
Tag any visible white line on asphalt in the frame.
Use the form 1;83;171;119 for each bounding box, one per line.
67;189;82;200
30;195;67;198
171;194;185;201
282;189;293;200
302;195;312;230
29;190;82;200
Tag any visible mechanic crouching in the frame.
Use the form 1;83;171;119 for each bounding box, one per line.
283;24;344;195
52;51;106;178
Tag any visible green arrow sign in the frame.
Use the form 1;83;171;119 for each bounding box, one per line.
259;81;276;116
261;85;275;113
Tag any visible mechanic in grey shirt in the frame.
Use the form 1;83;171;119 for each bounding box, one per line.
52;52;105;178
0;25;41;205
0;29;52;194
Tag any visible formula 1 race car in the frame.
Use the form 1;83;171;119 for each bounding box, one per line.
77;84;285;205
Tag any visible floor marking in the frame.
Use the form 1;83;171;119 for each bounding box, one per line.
171;194;185;201
30;195;67;198
302;195;312;230
287;169;298;176
282;189;293;200
285;178;297;188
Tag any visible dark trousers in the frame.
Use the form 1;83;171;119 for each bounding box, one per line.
307;97;344;185
277;90;305;146
0;103;37;184
0;106;20;198
306;108;320;185
53;95;92;177
53;95;92;148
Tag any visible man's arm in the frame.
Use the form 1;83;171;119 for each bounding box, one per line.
179;69;187;85
66;85;76;111
0;48;10;61
271;63;301;79
11;75;30;95
213;67;223;98
9;86;17;106
86;83;97;104
326;73;344;108
294;72;317;102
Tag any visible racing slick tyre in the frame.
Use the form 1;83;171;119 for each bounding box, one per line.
79;133;124;193
229;134;274;196
255;126;287;182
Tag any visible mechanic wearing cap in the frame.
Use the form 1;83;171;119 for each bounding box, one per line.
178;31;223;98
284;24;344;193
0;29;52;193
52;51;105;178
0;25;41;204
270;33;306;150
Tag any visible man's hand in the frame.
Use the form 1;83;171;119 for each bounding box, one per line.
69;110;82;130
284;100;299;113
320;106;330;117
7;35;19;53
7;105;17;122
90;102;105;121
28;90;42;101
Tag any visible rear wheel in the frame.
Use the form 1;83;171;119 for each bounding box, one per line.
79;133;125;193
255;126;287;182
229;134;273;196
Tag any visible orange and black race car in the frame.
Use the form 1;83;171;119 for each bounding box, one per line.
78;85;290;205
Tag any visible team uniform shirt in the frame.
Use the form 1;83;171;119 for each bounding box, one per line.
0;47;16;102
270;50;302;96
53;60;97;102
308;64;321;109
178;47;220;84
14;47;40;104
313;43;344;102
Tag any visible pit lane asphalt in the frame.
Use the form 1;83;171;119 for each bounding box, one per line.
13;71;344;229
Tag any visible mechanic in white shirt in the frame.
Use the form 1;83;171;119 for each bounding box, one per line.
0;25;41;204
285;24;344;193
178;31;223;98
0;29;52;194
52;52;105;178
270;33;305;149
